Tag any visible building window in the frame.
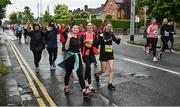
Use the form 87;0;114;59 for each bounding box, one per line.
112;12;115;18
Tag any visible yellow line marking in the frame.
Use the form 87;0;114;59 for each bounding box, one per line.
8;40;46;106
10;40;57;106
37;98;46;107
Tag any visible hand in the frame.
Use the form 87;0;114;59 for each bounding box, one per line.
47;27;51;31
99;33;103;37
67;32;73;39
118;34;123;39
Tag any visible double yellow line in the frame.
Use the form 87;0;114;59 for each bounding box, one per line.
8;40;57;107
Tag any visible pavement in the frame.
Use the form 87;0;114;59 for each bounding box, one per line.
1;30;180;106
129;35;180;51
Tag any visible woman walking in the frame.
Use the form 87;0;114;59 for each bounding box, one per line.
58;25;93;97
44;22;59;71
28;24;45;72
95;22;122;90
81;22;98;91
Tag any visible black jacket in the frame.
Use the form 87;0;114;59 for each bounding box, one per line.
28;30;45;51
160;24;170;38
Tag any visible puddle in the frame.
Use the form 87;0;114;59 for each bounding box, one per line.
21;94;32;101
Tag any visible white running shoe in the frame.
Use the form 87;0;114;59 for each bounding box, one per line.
153;57;158;62
50;66;55;71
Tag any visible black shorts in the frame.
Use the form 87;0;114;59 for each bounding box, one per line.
99;54;114;62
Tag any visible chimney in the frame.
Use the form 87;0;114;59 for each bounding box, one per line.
84;5;88;11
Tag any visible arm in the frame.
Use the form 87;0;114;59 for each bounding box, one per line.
65;32;72;50
96;19;104;33
160;25;164;36
112;33;120;44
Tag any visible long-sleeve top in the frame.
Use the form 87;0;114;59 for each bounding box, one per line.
147;24;159;38
44;27;58;48
28;30;45;51
160;24;170;38
98;31;120;58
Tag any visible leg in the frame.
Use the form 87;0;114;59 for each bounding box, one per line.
52;47;58;63
47;48;53;66
32;51;39;67
107;60;114;84
151;38;157;57
84;56;91;85
94;61;107;83
160;37;168;53
107;60;116;90
76;64;86;90
145;38;150;48
170;38;174;50
64;57;74;86
37;50;43;66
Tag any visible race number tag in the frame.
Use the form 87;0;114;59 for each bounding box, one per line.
105;45;113;52
165;31;169;37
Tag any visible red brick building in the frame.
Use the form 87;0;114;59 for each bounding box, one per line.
104;0;131;19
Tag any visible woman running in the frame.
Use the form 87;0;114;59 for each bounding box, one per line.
146;18;159;62
159;18;170;58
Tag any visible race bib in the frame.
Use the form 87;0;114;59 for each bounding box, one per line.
85;42;93;48
154;30;159;35
105;45;113;52
165;31;169;37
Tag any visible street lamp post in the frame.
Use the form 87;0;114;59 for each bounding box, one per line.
130;0;136;41
36;0;40;23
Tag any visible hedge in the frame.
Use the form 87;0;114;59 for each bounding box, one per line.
55;19;133;29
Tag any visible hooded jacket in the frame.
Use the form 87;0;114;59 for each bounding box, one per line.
28;24;45;51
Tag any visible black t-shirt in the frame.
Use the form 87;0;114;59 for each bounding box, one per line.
68;37;81;53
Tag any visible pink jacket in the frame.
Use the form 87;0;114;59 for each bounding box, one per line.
147;24;159;38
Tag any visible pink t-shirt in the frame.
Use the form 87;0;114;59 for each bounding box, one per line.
147;24;159;38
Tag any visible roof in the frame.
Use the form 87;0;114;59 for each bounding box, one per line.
86;7;104;15
114;0;124;3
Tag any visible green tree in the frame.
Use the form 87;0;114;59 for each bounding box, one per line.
54;4;73;19
9;12;18;24
23;6;34;23
9;6;35;24
42;10;53;22
136;0;180;22
0;0;11;25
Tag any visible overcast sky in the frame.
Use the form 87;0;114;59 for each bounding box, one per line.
6;0;106;18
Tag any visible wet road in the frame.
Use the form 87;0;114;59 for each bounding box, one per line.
5;30;180;106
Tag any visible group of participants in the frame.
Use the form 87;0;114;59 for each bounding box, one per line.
12;20;122;97
144;18;175;62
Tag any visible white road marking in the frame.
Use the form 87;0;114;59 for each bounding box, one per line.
122;57;180;75
98;94;118;106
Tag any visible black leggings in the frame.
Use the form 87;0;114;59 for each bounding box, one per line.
16;32;22;40
47;47;58;66
160;37;169;53
83;55;92;84
168;37;174;49
145;38;151;48
149;38;158;57
65;55;86;89
32;50;43;67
